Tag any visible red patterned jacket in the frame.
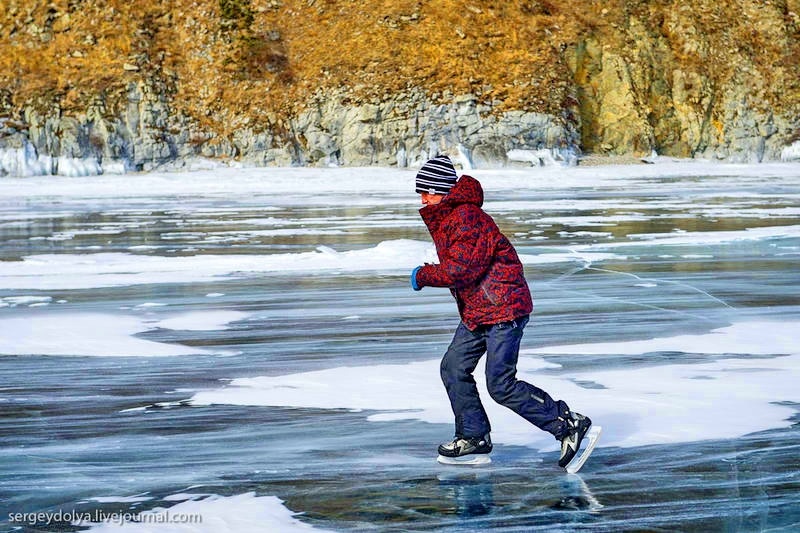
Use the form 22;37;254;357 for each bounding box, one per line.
415;175;533;330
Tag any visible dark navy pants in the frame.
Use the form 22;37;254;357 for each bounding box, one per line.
440;315;570;440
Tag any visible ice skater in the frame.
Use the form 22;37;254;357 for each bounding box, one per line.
410;155;595;469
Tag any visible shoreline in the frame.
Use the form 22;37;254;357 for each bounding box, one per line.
1;150;799;180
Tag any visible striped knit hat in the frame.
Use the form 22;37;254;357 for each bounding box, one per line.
415;155;458;195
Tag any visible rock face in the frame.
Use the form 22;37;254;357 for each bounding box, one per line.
281;91;577;168
1;87;579;176
567;23;797;163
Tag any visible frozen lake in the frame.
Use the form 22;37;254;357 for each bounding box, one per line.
1;163;799;532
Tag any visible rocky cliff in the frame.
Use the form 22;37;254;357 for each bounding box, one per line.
1;0;799;176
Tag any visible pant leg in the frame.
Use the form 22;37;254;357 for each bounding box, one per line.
440;322;491;438
484;316;570;439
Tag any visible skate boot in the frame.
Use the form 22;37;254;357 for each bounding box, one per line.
558;412;592;468
437;433;492;465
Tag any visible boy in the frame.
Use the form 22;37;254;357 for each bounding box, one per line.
411;155;591;468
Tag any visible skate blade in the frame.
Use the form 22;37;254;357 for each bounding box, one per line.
565;426;602;474
437;454;491;466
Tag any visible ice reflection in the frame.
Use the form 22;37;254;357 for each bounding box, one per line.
437;472;495;518
550;474;603;513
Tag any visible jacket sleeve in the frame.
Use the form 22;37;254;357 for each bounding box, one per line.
416;205;495;289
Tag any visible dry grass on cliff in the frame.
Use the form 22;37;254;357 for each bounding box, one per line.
1;0;798;140
165;0;597;133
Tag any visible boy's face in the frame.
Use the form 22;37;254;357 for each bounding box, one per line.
420;192;445;206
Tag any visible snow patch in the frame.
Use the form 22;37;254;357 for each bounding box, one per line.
83;492;332;532
0;296;52;307
55;157;103;177
0;144;108;177
507;148;576;167
0;313;215;357
781;140;800;162
0;241;626;291
0;144;53;177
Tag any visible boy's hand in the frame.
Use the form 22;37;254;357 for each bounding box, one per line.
411;266;423;291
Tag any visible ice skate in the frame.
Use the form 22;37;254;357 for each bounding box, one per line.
559;412;601;473
436;434;492;465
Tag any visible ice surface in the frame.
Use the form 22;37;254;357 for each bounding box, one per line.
2;162;800;532
621;224;800;246
191;320;800;450
490;198;800;219
161;494;211;502
83;492;332;532
88;496;153;504
2;162;799;203
529;321;798;355
155;311;250;331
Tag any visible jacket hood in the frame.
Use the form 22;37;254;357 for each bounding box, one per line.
442;175;484;208
419;175;484;228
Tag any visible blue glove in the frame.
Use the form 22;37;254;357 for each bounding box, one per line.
411;266;423;291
